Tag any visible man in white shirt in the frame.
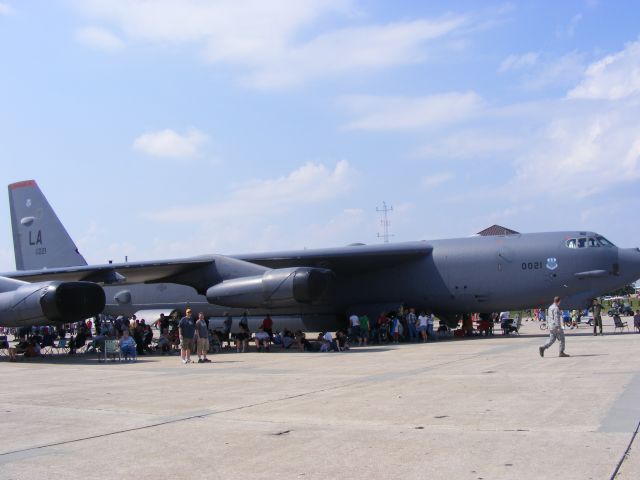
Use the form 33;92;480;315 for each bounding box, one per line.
417;313;428;342
539;296;570;357
322;331;339;351
349;314;361;344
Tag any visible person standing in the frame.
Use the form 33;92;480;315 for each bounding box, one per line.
223;312;233;347
349;313;361;344
239;311;249;330
195;312;211;363
261;314;274;340
539;296;570;357
178;308;196;364
359;314;369;346
417;312;428;342
406;308;418;342
592;299;603;336
426;311;436;341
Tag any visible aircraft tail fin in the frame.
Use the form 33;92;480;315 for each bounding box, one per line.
8;180;88;270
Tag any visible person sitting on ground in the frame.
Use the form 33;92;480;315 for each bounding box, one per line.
75;327;87;352
254;327;271;352
322;331;340;352
8;338;31;361
68;335;77;354
24;338;41;358
294;330;307;351
336;330;350;351
281;329;295;349
119;329;137;361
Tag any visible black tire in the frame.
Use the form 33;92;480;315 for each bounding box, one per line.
588;320;593;326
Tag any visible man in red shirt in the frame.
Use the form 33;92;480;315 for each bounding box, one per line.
261;314;274;340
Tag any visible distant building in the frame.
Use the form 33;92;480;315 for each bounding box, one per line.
476;224;520;237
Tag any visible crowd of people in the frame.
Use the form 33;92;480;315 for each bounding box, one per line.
2;297;638;363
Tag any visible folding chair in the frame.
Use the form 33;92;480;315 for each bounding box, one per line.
613;315;628;333
52;338;68;354
40;338;56;355
99;339;121;362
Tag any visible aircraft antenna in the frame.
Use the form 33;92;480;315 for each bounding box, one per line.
376;201;394;244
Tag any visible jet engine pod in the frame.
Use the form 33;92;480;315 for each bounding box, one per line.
39;281;106;323
206;267;332;308
0;281;106;327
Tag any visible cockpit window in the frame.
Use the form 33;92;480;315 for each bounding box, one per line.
596;236;615;247
565;236;609;248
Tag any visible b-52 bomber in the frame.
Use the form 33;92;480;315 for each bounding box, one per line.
2;180;639;331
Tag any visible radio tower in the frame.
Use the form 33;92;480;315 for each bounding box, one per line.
376;201;394;243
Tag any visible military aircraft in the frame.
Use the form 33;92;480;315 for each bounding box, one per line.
2;180;640;331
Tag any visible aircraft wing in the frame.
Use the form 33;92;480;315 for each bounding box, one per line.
236;242;433;273
1;243;432;294
1;257;217;288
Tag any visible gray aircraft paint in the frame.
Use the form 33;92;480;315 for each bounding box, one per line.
4;180;640;329
9;180;87;270
0;275;105;327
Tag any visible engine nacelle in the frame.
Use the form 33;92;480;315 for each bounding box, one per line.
205;267;332;308
0;281;106;327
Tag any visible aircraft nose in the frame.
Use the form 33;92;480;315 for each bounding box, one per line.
618;247;640;281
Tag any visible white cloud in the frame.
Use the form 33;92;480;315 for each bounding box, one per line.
522;51;585;90
244;17;468;88
70;0;469;88
75;26;125;52
339;91;483;130
133;128;208;158
513;101;640;197
499;52;539;72
421;172;455;188
415;129;522;159
0;2;12;16
565;13;583;37
148;160;354;222
568;40;640;100
508;41;640;196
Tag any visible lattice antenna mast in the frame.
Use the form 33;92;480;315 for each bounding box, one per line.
376;201;394;244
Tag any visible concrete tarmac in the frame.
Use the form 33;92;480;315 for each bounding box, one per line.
1;321;639;480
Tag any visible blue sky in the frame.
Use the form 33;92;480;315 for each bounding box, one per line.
1;0;639;270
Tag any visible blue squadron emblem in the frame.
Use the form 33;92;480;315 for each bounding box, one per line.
546;257;558;270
